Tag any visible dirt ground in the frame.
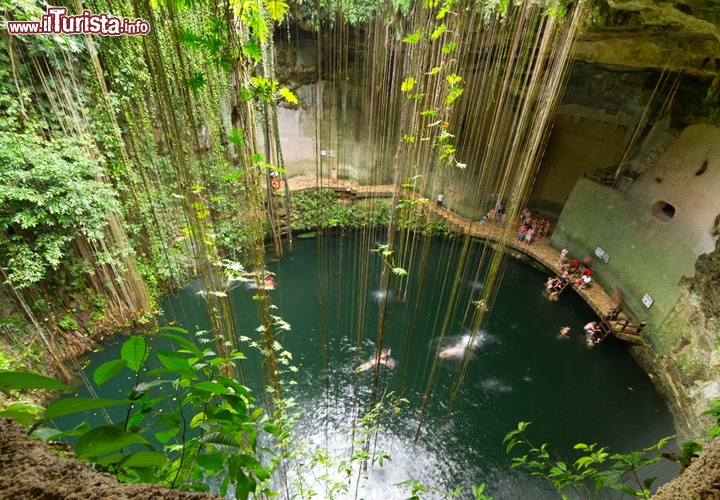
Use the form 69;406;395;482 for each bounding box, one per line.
0;418;220;500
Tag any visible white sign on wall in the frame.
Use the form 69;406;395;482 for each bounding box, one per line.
642;293;654;309
594;246;610;263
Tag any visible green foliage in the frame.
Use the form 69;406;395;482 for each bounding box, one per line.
290;189;450;238
504;422;675;500
676;440;702;473
279;87;298;104
394;197;451;237
703;398;720;438
290;0;415;30
265;0;289;21
0;133;119;288
430;23;446;39
0;371;74;393
403;29;423;44
290;189;391;232
374;244;408;277
3;329;268;496
401;77;417;92
395;480;493;499
0;319;44;373
58;315;79;331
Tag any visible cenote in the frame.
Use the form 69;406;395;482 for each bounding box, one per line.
68;234;679;499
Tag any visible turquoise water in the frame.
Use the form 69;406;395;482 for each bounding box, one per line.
70;234;678;499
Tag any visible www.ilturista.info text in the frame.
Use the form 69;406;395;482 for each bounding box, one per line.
7;7;149;36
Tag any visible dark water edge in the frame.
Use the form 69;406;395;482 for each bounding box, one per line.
65;233;680;499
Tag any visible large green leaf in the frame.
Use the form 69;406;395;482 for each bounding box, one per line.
264;0;288;21
94;453;125;467
156;350;191;371
121;336;148;371
75;425;151;459
196;452;226;471
216;376;250;398
155;428;178;444
0;409;39;427
32;421;90;441
242;38;261;62
154;326;189;334
117;451;168;468
193;381;229;395
93;359;128;386
235;469;252;500
160;333;203;358
134;379;170;394
198;431;241;454
128;380;171;402
31;426;64;441
45;397;127;420
0;371;74;392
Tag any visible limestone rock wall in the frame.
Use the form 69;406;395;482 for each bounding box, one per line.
651;435;720;500
552;124;720;435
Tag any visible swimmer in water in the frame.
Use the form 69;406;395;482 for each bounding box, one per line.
545;277;558;290
560;326;570;337
356;349;396;372
439;335;476;359
584;322;600;344
242;269;276;290
472;300;488;311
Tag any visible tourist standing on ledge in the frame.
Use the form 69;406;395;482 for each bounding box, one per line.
437;193;444;207
557;247;568;266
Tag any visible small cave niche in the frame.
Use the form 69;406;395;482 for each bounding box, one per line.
674;3;692;14
651;200;676;222
696;159;709;176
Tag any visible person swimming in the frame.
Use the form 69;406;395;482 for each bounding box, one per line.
584;322;600;344
439;334;480;359
243;271;275;290
356;348;396;372
471;299;488;311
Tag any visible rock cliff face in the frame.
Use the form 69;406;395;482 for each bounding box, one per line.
651;434;720;500
578;0;720;76
546;0;720;440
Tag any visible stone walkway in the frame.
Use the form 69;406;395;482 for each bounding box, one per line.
280;176;619;319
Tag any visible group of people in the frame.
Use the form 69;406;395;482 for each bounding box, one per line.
480;203;509;226
516;209;551;245
545;248;593;297
432;196;554;243
553;246;604;345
